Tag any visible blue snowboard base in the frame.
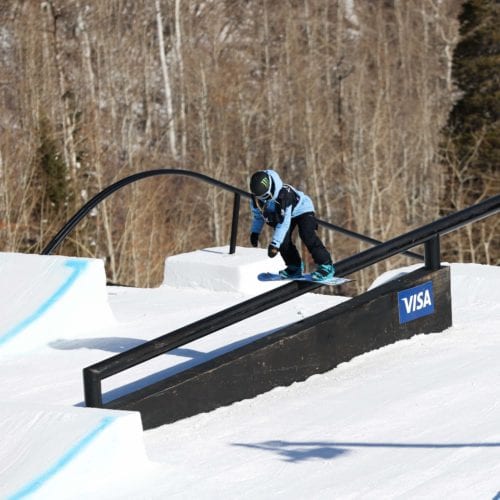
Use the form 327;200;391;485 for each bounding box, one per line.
258;272;351;287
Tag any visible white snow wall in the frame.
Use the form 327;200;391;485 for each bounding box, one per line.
0;404;150;499
0;253;115;356
163;246;284;294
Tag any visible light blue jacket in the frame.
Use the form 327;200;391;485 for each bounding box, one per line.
250;170;314;248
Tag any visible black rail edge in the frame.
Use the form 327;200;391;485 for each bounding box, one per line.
83;194;499;411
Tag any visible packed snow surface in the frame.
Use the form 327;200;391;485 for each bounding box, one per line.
0;247;498;499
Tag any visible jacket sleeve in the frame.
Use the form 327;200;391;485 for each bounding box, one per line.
271;205;292;248
250;203;265;234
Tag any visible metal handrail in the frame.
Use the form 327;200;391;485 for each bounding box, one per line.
334;194;500;275
42;169;247;255
41;168;423;260
83;194;500;407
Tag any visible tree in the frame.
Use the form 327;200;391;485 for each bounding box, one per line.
0;0;472;286
442;0;499;264
447;0;499;198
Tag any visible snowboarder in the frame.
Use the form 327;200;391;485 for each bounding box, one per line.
249;169;334;281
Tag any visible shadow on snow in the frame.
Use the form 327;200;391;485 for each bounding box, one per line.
232;440;500;464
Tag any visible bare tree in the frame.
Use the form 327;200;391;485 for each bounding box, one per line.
0;0;475;288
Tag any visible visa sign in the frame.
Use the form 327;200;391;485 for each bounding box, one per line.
398;281;435;324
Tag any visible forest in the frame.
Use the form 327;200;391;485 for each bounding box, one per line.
0;0;498;288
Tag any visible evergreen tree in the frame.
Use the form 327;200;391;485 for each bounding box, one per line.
446;0;500;204
38;118;68;211
441;0;499;265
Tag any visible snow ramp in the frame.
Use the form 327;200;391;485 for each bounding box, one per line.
0;403;152;499
0;253;115;356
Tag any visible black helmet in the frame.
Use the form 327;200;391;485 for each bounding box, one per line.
250;170;274;200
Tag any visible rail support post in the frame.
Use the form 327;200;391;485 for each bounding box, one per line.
83;367;103;408
424;235;441;270
229;193;240;254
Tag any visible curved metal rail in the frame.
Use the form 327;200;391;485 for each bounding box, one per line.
41;168;423;260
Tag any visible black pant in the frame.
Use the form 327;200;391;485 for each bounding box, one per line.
279;212;331;267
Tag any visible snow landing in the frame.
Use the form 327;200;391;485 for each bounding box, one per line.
0;247;498;499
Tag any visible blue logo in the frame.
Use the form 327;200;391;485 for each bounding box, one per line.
398;281;435;324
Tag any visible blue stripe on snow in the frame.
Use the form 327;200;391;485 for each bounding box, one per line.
0;259;88;347
8;416;116;500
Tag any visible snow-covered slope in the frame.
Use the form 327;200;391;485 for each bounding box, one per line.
0;248;498;499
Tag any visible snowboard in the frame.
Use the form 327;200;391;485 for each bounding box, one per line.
257;272;351;287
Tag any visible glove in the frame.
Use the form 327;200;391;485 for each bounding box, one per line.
250;232;259;247
267;244;279;258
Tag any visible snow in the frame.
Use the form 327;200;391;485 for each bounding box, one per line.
0;253;115;356
0;248;499;499
0;404;150;500
163;246;285;293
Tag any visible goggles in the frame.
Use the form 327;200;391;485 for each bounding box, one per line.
256;177;274;201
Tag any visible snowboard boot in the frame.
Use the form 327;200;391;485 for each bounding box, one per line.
279;263;304;279
311;263;335;282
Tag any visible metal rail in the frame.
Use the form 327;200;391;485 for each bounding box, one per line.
41;168;423;260
334;194;500;275
83;194;500;407
84;278;316;406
